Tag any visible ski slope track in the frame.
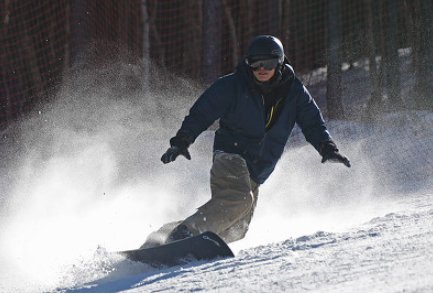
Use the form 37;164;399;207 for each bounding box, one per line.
57;110;433;292
67;192;433;292
1;108;433;292
0;59;432;292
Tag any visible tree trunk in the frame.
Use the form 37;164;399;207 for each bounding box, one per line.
222;0;239;68
365;0;382;116
141;0;150;89
202;0;222;84
64;2;71;70
281;0;291;51
413;0;433;110
21;17;44;106
326;0;345;119
382;0;402;109
237;0;255;56
267;0;282;36
0;0;12;126
70;0;91;64
182;0;202;79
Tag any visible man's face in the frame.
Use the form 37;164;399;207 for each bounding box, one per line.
252;67;276;82
248;58;279;82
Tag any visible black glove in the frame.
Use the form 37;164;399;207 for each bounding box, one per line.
319;141;351;168
161;135;192;164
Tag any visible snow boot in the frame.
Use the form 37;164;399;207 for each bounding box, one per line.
167;224;194;243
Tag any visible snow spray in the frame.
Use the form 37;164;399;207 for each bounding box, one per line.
0;60;208;291
0;58;432;291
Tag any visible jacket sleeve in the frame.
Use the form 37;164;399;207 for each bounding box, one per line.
295;80;332;152
175;77;233;144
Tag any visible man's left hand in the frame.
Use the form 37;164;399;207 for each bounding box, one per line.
320;141;351;168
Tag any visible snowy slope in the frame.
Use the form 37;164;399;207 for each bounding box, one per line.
64;112;433;292
0;61;432;292
1;109;432;292
140;193;433;292
66;192;433;293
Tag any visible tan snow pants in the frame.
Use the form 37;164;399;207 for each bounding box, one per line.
142;152;259;247
181;152;259;243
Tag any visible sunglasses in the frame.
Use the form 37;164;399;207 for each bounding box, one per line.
247;58;279;71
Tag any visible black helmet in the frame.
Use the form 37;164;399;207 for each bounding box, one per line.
246;35;284;64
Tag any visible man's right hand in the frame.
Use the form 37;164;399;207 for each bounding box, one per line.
161;146;191;164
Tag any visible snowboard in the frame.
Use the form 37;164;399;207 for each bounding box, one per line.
118;231;234;266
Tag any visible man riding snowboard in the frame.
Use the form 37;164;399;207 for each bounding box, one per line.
142;35;350;248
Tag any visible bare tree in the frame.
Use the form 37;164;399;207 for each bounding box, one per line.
281;0;291;49
413;0;433;110
70;0;91;64
0;0;12;126
182;0;203;79
365;0;383;116
326;0;345;119
257;0;282;36
238;0;255;56
270;0;283;36
148;2;165;70
382;0;402;109
222;0;240;68
141;0;150;89
20;9;44;108
202;0;222;84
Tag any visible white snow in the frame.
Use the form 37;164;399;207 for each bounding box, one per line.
128;194;433;292
59;191;433;293
0;63;432;292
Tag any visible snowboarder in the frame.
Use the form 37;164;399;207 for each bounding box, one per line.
142;35;350;248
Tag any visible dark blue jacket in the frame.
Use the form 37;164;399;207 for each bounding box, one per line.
176;61;332;184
